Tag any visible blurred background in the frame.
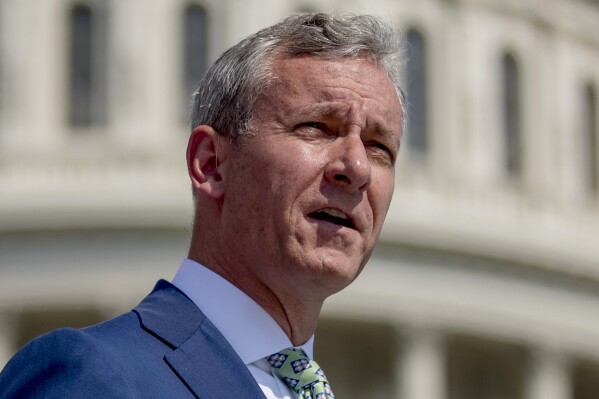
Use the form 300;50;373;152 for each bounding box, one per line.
1;0;598;397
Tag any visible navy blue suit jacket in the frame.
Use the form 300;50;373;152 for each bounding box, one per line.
0;280;267;398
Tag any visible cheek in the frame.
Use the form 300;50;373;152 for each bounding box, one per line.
370;172;395;221
224;160;274;232
267;144;326;190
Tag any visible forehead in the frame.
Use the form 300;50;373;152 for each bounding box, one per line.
259;54;403;137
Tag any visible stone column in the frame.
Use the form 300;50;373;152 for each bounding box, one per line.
395;328;446;399
0;313;17;368
525;349;571;399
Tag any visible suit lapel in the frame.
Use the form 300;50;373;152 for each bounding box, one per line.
165;319;265;399
134;280;266;399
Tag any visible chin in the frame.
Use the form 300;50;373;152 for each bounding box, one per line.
314;253;365;289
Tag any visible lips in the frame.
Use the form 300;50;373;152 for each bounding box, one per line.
308;207;356;229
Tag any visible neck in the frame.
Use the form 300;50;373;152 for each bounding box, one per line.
190;252;323;346
188;209;326;346
239;275;323;346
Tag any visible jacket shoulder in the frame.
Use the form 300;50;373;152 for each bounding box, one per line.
0;281;206;399
0;323;138;398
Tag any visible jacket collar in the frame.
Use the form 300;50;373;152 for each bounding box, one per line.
134;280;266;398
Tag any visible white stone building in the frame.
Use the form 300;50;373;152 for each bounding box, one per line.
0;0;598;398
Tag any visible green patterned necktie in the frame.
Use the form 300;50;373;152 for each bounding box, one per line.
268;348;335;399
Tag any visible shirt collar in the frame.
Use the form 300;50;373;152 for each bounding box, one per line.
172;259;314;365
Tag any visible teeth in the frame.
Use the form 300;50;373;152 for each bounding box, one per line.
320;208;348;220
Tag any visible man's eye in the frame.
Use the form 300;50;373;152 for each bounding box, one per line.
297;122;325;130
294;122;334;140
367;142;395;165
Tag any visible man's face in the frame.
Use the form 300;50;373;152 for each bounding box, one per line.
219;55;402;299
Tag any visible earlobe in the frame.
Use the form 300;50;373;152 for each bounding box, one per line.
186;125;230;200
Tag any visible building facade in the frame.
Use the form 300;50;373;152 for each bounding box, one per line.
0;0;598;397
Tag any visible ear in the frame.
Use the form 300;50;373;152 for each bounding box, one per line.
186;125;231;200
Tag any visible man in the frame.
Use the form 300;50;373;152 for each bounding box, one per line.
0;12;405;398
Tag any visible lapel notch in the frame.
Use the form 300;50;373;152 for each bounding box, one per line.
133;280;266;398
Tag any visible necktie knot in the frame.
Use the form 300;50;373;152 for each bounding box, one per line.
268;348;335;399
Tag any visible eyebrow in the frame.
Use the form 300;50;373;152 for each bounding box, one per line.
297;104;338;120
374;122;398;144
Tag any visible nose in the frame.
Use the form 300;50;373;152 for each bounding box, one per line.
324;133;371;192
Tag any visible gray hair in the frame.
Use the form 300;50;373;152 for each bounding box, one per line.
190;12;406;140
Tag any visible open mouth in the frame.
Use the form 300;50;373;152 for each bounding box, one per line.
308;208;355;229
